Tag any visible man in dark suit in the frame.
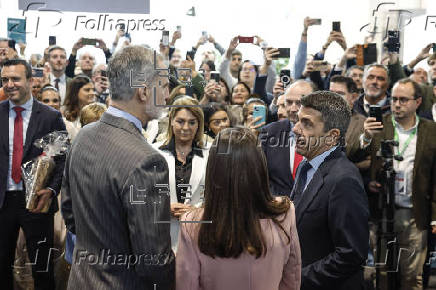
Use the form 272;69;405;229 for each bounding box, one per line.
360;78;436;289
291;91;369;289
0;58;66;289
61;45;174;289
259;80;315;196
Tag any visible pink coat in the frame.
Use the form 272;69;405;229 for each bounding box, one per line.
176;203;301;290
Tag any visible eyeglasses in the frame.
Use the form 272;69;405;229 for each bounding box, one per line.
242;68;255;72
392;96;416;105
210;117;229;126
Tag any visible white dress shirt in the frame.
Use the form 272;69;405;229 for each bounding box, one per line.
7;97;33;191
50;72;67;105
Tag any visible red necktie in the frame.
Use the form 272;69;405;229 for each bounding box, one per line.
12;106;25;184
292;151;303;180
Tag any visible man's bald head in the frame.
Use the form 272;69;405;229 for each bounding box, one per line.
284;80;316;123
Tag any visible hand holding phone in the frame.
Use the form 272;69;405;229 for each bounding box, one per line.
162;31;169;46
332;21;341;32
32;68;43;78
252;105;267;130
82;38;97;46
272;48;290;59
210;71;220;83
238;36;254;43
369;105;383;131
280;69;291;87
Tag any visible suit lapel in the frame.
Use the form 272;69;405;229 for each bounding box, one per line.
295;148;342;225
281;120;293;183
189;152;207;204
413;120;428;181
295;169;325;225
0;101;9;154
23;99;41;158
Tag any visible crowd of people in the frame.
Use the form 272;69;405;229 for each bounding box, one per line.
1;15;436;290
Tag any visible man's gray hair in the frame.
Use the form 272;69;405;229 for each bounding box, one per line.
301;91;351;146
287;79;318;93
108;45;160;102
363;63;390;84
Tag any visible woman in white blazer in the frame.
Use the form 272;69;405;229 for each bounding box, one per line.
153;96;209;252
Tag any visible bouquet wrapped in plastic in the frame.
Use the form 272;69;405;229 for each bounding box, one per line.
21;131;70;212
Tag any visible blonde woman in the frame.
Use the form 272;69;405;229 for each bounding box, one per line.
153;96;209;252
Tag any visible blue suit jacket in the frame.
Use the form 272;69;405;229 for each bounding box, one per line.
293;147;369;290
259;119;295;196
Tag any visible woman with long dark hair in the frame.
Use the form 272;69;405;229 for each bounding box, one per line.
176;128;301;290
62;75;96;140
203;102;231;139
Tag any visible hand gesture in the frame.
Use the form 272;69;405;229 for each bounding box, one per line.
363;117;383;140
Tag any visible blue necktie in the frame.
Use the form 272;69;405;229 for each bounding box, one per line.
291;160;312;205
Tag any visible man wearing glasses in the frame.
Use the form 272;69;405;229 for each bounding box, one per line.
359;78;436;290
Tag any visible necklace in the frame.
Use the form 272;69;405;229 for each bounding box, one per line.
176;148;191;157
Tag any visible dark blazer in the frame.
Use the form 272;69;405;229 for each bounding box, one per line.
259;119;294;196
0;99;66;212
61;112;175;290
293;147;369;290
352;93;391;118
366;115;436;230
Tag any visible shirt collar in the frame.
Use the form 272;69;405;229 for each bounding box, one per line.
393;114;420;133
50;73;66;82
364;96;387;112
306;146;338;171
159;137;203;158
106;106;143;133
9;96;33;112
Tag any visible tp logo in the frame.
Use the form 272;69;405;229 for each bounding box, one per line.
359;1;412;37
20;2;63;38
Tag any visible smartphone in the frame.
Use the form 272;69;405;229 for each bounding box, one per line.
202;31;208;44
100;70;107;77
272;48;290;59
433;43;436;54
82;38;97;46
332;21;341;32
177;25;182;32
386;30;400;53
280;69;291;87
253;105;266;129
238;36;254;43
312;60;330;71
32;67;43;78
312;18;322;25
210;71;220;83
49;36;56;46
162;31;169;46
369;105;383;129
356;43;377;66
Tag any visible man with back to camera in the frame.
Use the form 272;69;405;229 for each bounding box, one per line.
0;58;66;289
291;91;369;289
259;80;315;196
61;45;175;290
